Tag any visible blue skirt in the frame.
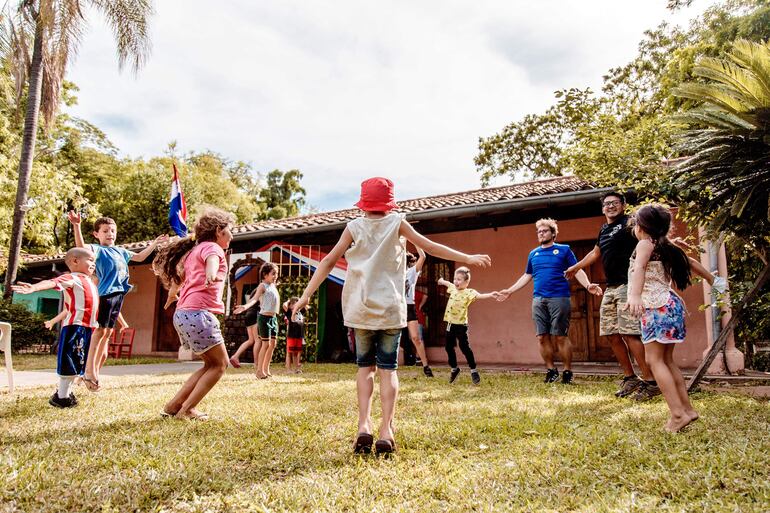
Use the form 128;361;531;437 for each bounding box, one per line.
640;292;686;344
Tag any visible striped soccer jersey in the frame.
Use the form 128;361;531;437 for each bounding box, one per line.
52;272;99;328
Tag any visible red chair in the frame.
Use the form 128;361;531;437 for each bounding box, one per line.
108;328;136;359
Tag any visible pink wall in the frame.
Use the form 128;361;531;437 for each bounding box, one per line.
423;214;710;368
121;265;165;355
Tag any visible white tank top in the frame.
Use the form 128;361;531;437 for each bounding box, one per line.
260;282;280;314
342;213;407;329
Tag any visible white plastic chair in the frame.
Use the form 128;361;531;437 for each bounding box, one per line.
0;322;13;394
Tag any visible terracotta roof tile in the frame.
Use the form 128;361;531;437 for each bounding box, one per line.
22;176;593;265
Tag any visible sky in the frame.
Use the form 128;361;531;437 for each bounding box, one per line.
66;0;717;213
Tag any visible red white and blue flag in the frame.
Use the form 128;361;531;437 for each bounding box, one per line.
169;163;188;237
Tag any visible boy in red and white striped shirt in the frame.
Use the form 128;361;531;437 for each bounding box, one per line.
13;247;99;408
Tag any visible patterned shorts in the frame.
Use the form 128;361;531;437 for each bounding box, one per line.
641;292;686;344
173;310;224;354
599;284;642;336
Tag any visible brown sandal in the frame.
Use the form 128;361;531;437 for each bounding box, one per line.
83;377;100;392
374;438;396;455
353;432;374;454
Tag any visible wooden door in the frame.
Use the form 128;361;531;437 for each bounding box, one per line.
154;284;180;352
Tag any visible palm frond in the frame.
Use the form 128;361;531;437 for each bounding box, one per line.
728;40;770;102
694;56;770;109
89;0;153;74
672;82;754;117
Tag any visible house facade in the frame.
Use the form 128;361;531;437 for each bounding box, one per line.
17;176;739;370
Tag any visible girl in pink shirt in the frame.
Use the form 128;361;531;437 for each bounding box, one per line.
153;208;235;420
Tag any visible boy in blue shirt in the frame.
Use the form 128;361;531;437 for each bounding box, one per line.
69;211;167;390
497;218;602;384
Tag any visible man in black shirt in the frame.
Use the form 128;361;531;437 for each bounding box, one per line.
565;191;660;400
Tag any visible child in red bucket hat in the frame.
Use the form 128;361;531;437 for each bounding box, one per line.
294;177;491;455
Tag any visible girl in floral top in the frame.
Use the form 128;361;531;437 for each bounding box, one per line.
626;204;698;433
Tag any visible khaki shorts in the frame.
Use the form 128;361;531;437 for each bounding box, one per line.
599;285;641;336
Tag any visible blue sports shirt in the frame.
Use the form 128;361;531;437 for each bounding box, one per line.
525;243;578;298
89;244;134;296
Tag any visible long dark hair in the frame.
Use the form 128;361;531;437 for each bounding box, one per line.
634;204;691;290
153;207;235;289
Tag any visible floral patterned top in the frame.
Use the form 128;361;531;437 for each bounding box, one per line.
628;252;671;309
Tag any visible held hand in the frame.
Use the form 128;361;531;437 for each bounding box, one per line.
466;254;491;268
67;210;81;225
11;282;34;294
564;265;578;280
496;290;511;302
292;297;309;318
152;234;170;246
587;283;603;297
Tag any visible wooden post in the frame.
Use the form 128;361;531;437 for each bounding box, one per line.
687;262;770;391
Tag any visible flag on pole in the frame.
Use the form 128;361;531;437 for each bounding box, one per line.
169;163;188;237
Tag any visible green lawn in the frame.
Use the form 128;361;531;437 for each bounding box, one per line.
1;365;768;512
11;353;179;370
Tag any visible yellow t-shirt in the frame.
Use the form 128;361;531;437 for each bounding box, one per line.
443;284;478;325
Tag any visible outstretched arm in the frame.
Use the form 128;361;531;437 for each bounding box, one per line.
400;221;490;267
574;269;603;296
475;291;500;300
294;228;354;315
234;284;265;314
496;274;532;301
67;211;86;249
131;234;170;262
565;245;601;280
11;280;57;294
44;310;68;330
437;277;452;289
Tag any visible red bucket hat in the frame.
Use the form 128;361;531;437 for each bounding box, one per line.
354;177;398;212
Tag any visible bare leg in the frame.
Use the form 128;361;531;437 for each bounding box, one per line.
408;321;429;366
554;335;572;371
96;328;112;371
624;335;654;381
262;338;277;376
607;334;636;376
664;344;699;423
169;343;229;418
378;368;399;441
253;337;267;378
645;342;691;432
285;347;291;369
230;325;256;367
538;334;555;368
356;366;375;434
85;327;112;386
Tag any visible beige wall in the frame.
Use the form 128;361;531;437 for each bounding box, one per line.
121;265;164;355
423;214;710;368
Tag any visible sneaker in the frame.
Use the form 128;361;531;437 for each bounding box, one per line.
49;392;76;408
544;368;559;383
423;366;434;378
561;370;573;385
471;370;481;385
615;375;643;398
69;393;78;406
449;368;461;384
632;382;662;402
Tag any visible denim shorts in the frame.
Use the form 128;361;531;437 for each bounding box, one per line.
354;328;402;370
532;296;571;336
173;310;224;355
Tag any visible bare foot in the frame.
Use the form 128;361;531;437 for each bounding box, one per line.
229;356;241;368
255;372;268;379
665;414;696;433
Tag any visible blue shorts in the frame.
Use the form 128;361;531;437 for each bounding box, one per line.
532;296;571;337
97;292;126;328
57;325;92;376
173;310;224;355
354;328;401;370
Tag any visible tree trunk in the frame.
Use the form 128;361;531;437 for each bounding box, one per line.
687;262;770;391
3;20;44;299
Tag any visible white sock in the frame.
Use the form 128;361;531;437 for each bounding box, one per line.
58;377;75;399
471;369;479;374
452;367;460;372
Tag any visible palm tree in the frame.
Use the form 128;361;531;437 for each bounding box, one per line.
672;39;770;388
2;0;154;298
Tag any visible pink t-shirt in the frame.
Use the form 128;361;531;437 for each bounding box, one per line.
176;242;227;314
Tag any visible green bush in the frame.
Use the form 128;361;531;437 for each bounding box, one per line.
750;351;770;373
273;275;317;363
0;298;57;352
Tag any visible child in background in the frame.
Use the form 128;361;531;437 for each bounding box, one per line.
153;207;234;420
626;204;699;433
68;211;167;391
405;248;433;377
12;248;99;408
234;262;280;379
293;177;491;454
229;289;260;368
438;267;499;385
283;297;305;373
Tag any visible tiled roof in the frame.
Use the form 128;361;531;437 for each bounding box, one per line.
22;176;594;265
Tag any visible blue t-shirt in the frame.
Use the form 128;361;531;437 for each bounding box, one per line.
89;244;134;296
525;243;578;298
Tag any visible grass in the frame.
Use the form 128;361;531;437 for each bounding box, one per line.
1;364;768;512
11;353;179;371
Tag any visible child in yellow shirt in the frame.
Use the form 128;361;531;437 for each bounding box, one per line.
438;267;499;385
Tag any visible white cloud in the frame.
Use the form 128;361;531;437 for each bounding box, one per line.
67;0;716;211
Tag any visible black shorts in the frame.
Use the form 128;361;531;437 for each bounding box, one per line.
406;304;418;323
97;292;126;328
243;306;259;327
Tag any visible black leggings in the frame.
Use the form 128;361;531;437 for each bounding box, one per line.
445;323;476;369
